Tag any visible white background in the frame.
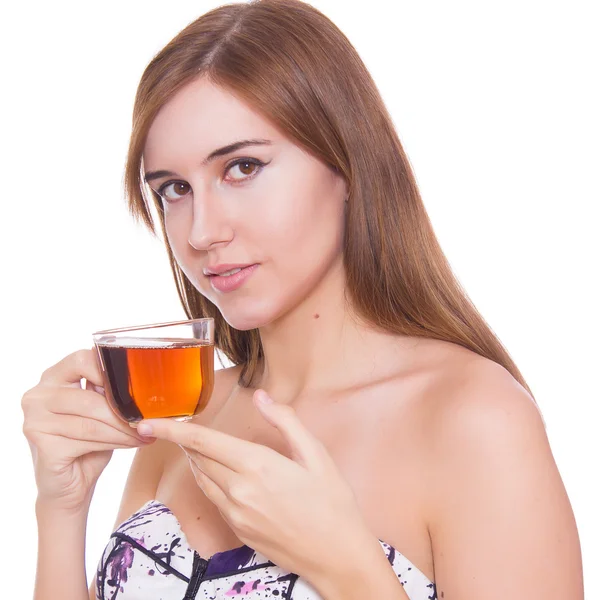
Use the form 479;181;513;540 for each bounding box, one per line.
2;0;598;597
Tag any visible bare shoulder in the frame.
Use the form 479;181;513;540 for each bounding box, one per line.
423;347;544;435
413;346;583;598
386;340;545;448
416;344;550;499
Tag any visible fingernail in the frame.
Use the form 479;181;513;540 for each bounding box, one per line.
257;390;273;404
137;423;154;435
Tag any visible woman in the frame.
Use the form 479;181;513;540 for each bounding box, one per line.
23;1;583;599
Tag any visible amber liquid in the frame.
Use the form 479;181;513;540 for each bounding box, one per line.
96;340;214;423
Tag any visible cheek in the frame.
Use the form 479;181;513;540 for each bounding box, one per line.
163;209;194;269
259;172;345;257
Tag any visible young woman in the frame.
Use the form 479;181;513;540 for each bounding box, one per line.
23;1;584;599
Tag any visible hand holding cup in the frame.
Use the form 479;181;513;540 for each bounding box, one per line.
21;349;156;513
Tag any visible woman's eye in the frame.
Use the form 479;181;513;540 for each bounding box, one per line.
225;158;266;182
157;181;191;203
155;159;267;202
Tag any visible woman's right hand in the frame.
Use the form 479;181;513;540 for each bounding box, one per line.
21;349;155;513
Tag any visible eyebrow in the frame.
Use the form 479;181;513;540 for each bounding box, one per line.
143;139;273;183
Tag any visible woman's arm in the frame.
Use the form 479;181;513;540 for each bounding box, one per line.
37;435;164;600
36;499;91;600
310;360;584;600
425;361;584;599
22;349;155;600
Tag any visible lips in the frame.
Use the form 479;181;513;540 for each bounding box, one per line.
207;264;259;293
203;263;255;276
215;267;243;276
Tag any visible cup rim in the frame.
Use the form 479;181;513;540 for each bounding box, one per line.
92;317;214;337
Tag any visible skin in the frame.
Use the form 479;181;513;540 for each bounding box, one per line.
23;75;583;600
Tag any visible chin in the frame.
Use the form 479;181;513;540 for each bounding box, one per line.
220;314;272;332
216;301;279;332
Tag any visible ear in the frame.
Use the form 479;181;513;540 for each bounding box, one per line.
330;164;349;200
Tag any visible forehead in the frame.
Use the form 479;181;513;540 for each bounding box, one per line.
143;77;282;166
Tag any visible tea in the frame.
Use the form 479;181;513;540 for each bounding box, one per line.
96;338;214;422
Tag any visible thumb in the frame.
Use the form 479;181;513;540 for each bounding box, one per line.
253;389;325;469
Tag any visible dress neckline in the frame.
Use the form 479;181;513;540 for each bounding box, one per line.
126;498;434;585
137;499;258;563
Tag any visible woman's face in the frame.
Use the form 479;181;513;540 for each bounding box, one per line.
143;77;348;331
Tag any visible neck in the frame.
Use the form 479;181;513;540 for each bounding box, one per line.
254;258;408;403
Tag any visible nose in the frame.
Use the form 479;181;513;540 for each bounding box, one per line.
187;186;234;251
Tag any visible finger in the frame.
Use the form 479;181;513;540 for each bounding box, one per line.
21;386;146;440
39;348;103;388
185;453;229;506
185;449;235;493
84;378;104;396
33;414;154;448
137;419;255;472
35;387;151;443
39;434;148;460
253;390;327;470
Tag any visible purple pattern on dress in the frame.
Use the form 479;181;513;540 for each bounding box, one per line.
96;501;188;599
224;577;269;595
106;543;134;597
204;544;256;578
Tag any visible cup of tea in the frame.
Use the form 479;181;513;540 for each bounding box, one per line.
92;318;214;425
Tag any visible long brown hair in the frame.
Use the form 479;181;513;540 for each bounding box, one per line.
124;0;533;396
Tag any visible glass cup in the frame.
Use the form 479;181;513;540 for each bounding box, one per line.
92;318;214;425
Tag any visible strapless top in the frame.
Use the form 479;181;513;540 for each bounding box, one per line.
95;500;436;599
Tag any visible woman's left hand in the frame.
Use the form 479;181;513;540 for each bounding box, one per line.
136;389;374;580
